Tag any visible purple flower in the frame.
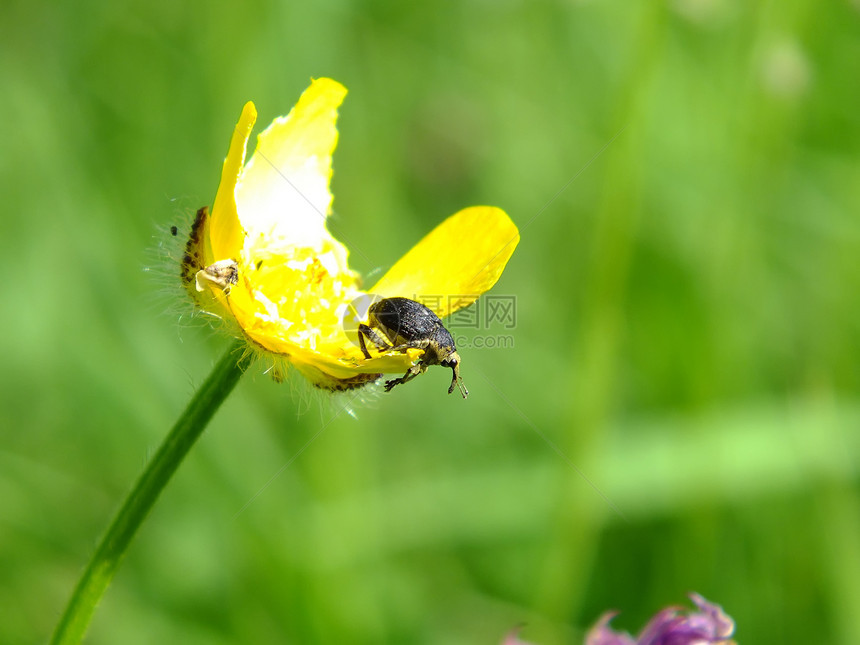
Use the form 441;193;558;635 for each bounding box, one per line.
585;593;735;645
500;593;734;645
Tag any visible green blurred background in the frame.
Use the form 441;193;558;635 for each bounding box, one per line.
2;1;859;643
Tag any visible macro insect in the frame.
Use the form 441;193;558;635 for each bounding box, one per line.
358;297;468;398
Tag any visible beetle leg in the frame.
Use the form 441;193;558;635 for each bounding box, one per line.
384;363;426;392
357;326;370;359
358;324;392;359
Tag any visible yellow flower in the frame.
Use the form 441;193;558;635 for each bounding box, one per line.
181;78;518;391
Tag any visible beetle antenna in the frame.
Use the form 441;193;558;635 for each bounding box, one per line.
448;360;469;399
456;377;468;399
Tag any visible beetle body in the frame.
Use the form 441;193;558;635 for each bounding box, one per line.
358;297;468;398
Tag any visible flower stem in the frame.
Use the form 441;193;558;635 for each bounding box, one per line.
51;341;251;645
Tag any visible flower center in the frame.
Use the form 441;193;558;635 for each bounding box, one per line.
240;239;362;355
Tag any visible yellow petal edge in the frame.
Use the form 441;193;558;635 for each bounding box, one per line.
369;206;520;318
208;101;257;266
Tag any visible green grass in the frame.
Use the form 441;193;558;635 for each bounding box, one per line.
2;1;859;643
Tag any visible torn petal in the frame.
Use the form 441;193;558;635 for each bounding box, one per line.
237;78;347;252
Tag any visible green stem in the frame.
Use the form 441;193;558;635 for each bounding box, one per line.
51;341;250;645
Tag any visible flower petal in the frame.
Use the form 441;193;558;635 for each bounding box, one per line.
500;626;536;645
236;77;347;252
222;271;417;386
368;206;519;318
209;101;257;264
688;593;735;639
636;594;735;645
585;612;638;645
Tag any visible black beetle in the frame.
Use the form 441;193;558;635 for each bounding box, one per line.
358;297;468;398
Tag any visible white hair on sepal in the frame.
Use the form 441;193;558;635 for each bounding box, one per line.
143;205;201;320
245;346;385;421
